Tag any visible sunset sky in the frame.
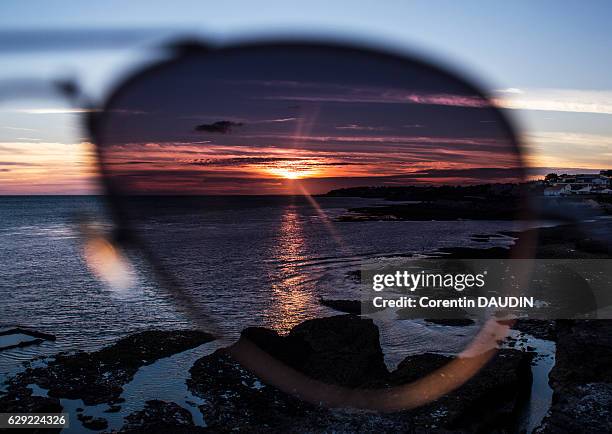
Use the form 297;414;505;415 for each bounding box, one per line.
96;49;524;195
0;1;611;194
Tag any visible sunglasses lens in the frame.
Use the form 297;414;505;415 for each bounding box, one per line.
97;45;525;340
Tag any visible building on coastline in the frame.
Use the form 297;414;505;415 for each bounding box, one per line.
544;184;571;196
544;170;612;196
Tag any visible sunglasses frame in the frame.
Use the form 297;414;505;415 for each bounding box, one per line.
86;37;536;411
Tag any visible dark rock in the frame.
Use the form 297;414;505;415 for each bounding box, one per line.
244;315;388;388
187;316;416;432
537;320;612;433
424;318;475;327
5;330;214;405
397;304;471;322
339;198;523;222
0;384;62;434
575;237;610;254
77;413;108;431
536;383;612;433
319;298;361;314
470;233;508;243
503;221;612;259
472;233;506;240
549;320;612;388
104;404;122;413
435;246;511;259
0;387;54;412
390;349;533;432
0;338;45;351
437;221;612;261
345;269;361;283
119;400;200;433
189;351;323;432
471;234;490;240
444;349;533;432
319;298;385;315
0;327;56;341
187;350;433;432
388;353;449;385
287;315;388;387
0;327;55;351
188;315;533;432
512;319;557;341
531;265;598;319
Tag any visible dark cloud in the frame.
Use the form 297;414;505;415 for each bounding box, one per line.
398;167;524;180
108;169;212;180
309;161;358;166
0;161;41;167
105;161;157;165
335;124;387;131
524;167;604;176
195;121;243;134
189;157;360;167
191;157;301;166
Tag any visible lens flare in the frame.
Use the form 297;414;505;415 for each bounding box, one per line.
83;236;135;292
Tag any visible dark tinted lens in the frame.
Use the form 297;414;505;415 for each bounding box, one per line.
97;44;526;341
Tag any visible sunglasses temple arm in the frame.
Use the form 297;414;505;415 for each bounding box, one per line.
0;78;87;104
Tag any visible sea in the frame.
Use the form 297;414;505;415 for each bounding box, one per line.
0;195;554;432
0;195;527;373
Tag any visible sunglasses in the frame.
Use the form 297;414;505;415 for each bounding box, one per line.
14;38;540;411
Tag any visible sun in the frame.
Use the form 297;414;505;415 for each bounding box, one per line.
263;159;325;180
269;167;302;179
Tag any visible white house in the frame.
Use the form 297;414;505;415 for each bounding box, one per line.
544;184;571;196
574;186;592;194
545;171;612;195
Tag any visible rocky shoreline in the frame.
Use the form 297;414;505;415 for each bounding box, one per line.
437;221;612;433
1;315;609;432
536;320;612;433
314;219;612;433
336;198;523;222
189;315;536;433
325;185;611;224
1;316;536;433
0;330;213;432
0;327;56;351
1;221;610;432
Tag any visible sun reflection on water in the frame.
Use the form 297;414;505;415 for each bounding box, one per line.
264;203;318;332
